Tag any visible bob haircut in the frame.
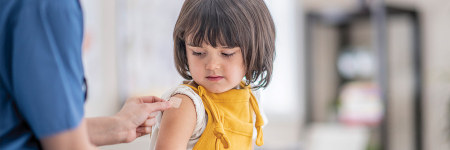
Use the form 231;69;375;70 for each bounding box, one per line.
173;0;276;89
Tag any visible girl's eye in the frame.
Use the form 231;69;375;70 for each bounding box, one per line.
192;51;204;56
222;53;235;57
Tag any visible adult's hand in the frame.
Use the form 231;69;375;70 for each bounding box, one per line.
87;96;172;146
116;96;172;142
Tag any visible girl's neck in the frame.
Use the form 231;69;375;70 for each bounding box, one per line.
186;80;199;88
186;80;241;91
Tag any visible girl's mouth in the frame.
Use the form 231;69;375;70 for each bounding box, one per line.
206;76;224;81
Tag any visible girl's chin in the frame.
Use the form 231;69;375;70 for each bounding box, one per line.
203;86;228;93
197;81;241;93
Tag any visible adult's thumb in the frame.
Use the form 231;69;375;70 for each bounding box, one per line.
145;101;172;113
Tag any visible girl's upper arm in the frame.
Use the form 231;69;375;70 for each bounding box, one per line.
154;94;197;150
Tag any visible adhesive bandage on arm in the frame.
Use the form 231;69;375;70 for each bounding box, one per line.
169;97;182;108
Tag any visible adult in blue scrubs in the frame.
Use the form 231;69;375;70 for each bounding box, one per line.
0;0;172;149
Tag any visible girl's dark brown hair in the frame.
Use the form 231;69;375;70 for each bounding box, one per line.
173;0;275;89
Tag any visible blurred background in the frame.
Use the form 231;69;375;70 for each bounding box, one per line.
79;0;450;150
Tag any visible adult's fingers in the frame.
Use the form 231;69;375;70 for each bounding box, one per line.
142;118;157;127
136;126;152;134
148;111;158;118
136;126;152;133
138;96;167;103
144;101;172;113
136;132;148;138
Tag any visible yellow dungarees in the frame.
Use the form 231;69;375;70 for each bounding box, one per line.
184;81;264;150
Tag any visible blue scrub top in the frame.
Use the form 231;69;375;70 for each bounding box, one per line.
0;0;86;149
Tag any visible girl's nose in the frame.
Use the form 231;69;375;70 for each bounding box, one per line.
205;57;220;70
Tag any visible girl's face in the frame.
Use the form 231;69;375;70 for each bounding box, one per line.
186;41;246;93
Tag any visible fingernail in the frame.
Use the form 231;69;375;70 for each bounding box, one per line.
167;101;172;107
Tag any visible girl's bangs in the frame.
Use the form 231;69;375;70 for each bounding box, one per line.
182;4;240;48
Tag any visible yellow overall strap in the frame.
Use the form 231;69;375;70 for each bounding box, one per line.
197;86;231;149
241;82;265;146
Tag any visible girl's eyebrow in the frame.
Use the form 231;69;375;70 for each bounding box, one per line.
220;46;233;48
186;43;202;47
187;43;234;49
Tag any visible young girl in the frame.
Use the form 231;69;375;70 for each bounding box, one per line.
149;0;275;149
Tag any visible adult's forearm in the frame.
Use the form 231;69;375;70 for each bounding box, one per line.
85;97;171;146
41;120;99;150
86;117;127;146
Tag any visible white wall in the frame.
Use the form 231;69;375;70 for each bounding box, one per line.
81;0;120;117
264;0;305;123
